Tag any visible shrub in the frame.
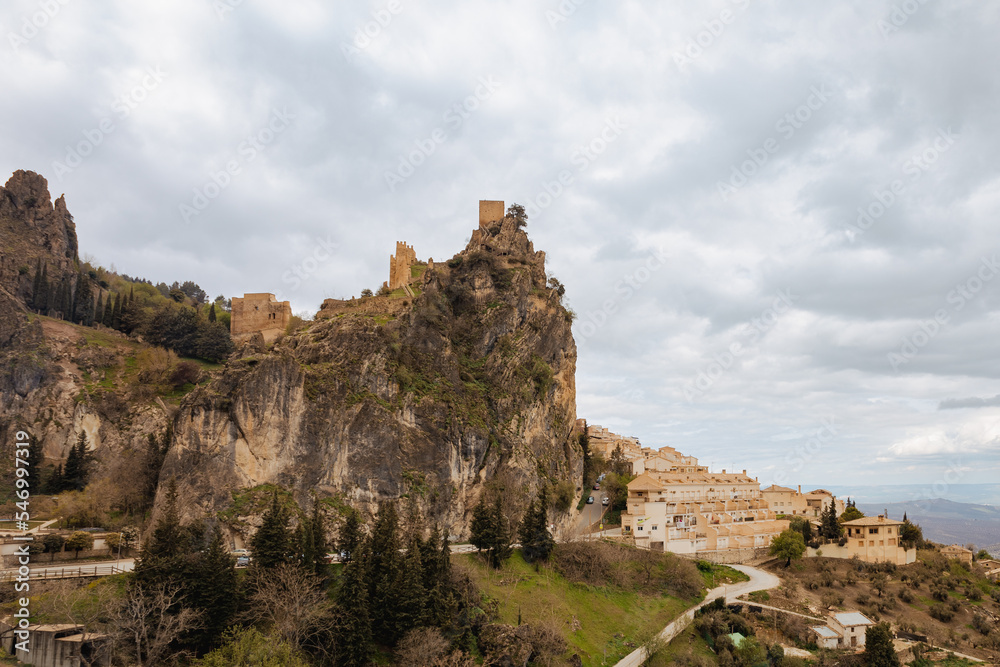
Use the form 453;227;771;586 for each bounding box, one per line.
898;589;913;603
821;592;843;608
855;593;871;606
971;614;992;635
552;481;575;512
929;604;954;622
966;586;982;601
169;360;201;389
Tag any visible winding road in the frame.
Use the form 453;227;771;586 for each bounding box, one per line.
613;564;782;667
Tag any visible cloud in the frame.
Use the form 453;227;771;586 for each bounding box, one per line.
939;395;1000;410
2;0;1000;487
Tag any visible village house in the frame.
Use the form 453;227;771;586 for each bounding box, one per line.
760;484;845;518
810;612;875;650
940;544;974;563
806;515;916;565
621;468;789;561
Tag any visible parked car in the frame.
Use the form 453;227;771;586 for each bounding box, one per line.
236;556;250;567
586;496;595;504
602;497;610;506
593;483;600;490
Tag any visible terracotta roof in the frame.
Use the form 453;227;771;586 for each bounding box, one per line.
841;515;904;527
627;473;668;491
762;485;796;493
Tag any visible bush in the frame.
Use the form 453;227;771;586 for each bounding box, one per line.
169;361;201;389
929;604;954;622
898;589;914;603
821;592;843;608
966;586;982;601
552;481;575;512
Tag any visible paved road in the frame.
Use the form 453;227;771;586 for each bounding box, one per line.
613;564;782;667
1;558;135;582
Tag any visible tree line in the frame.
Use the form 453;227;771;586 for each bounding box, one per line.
27;260;233;362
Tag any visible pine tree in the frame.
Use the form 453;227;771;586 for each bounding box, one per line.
367;502;403;637
208;303;216;322
135;478;186;589
308;499;327;576
336;546;372;667
519;485;555;564
338;508;362;563
470;496;511;568
188;527;238;652
391;538;426;640
22;433;44;492
250;490;291;570
62;432;90;492
46;463;64;494
864;623;902;667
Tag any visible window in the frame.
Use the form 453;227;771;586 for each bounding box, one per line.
652;525;658;531
638;526;644;531
868;528;878;534
888;538;896;546
858;541;863;547
869;541;874;547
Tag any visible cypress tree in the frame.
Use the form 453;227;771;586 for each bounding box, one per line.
111;293;122;330
308;499;327;575
60;279;71;321
62;432;89;492
250;489;291;570
102;293;113;327
72;273;93;325
47;463;64;494
336;545;372;667
94;293;104;326
208;303;216;322
470;495;511;568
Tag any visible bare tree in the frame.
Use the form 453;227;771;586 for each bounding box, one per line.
110;582;201;666
33;580;117;667
243;563;334;654
395;627;450;666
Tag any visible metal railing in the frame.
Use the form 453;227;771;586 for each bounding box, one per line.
0;564;126;583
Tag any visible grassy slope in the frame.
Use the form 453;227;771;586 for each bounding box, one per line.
459;549;699;666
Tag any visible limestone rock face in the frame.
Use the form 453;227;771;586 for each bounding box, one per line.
0;170;79;302
160;218;582;538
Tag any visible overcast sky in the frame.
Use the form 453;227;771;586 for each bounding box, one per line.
3;1;999;497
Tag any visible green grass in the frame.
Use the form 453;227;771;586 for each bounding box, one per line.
697;561;750;588
460;550;694;666
645;622;717;667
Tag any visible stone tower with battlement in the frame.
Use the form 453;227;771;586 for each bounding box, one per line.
388;241;418;291
479;200;505;227
231;293;291;344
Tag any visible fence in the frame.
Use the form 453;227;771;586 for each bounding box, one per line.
0;563;127;583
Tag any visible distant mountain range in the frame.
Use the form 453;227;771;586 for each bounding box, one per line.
817;483;1000;507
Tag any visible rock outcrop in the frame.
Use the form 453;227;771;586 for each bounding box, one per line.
160;216;582;537
0;170;79;303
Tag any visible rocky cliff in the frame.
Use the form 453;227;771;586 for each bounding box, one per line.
160;216;583;537
0;170;79;303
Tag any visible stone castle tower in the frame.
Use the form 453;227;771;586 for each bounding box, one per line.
479;200;505;227
230;293;291;343
388;241;418;291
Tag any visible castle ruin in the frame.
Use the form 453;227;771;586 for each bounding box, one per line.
231;293;291;343
388;241;418;291
479;200;505;227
